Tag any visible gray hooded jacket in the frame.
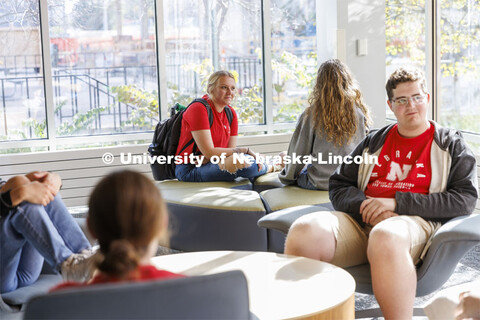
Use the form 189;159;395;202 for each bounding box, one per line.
329;121;478;226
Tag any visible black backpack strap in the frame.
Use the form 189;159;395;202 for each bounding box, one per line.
185;98;234;155
189;98;233;127
189;98;214;127
186;98;213;155
224;106;233;126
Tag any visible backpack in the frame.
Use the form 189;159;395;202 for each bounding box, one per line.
148;98;233;181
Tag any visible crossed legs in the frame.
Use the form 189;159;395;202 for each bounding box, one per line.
0;195;91;293
285;211;435;320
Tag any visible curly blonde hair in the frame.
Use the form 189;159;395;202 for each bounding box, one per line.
306;59;371;146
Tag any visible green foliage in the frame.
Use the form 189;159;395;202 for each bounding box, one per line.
271;51;317;123
111;85;158;128
440;111;480;133
386;0;480;135
56;107;108;135
19;103;108;139
233;85;264;124
19;50;317;139
168;52;317;125
22;119;46;138
386;0;480;78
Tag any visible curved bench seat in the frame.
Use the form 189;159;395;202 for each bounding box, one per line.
252;172;285;192
157;177;334;253
157;178;253;190
260;186;330;213
158;181;266;252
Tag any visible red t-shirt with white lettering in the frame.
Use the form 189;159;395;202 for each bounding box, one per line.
176;95;238;164
364;124;435;198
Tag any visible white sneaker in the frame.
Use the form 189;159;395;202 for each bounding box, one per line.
61;248;99;282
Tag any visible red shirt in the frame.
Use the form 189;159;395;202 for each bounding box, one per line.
364;124;435;198
176;95;238;163
51;265;184;291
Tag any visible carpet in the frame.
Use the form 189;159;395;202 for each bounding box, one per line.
355;244;480;319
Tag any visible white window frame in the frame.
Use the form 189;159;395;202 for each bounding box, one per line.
0;0;333;152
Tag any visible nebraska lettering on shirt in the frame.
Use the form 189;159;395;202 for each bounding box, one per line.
364;124;435;198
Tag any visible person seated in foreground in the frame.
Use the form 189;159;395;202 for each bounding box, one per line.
279;59;371;190
0;171;94;293
284;66;478;319
53;170;183;290
175;70;282;183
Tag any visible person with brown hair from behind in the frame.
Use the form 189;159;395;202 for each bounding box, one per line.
279;59;372;190
53;170;183;290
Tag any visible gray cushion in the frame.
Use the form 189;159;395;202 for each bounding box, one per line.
259;205;480;297
258;204;334;234
1;274;62;307
24;271;250;320
415;213;480;296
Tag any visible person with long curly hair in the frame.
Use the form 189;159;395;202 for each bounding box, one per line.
279;59;372;190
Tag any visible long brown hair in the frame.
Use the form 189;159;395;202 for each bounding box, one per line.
306;59;371;146
88;170;167;279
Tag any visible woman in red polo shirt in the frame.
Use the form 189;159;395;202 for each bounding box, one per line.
175;70;280;182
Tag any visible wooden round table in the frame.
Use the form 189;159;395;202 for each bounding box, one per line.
152;251;355;320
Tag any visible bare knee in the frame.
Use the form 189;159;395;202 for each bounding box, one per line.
284;213;336;261
367;228;410;263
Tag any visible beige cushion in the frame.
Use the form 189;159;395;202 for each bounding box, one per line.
253;172;285;188
157;179;252;190
161;187;265;212
260;186;330;212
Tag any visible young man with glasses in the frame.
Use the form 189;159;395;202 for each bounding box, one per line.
284;66;478;319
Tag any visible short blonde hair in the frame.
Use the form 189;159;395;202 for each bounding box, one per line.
206;70;236;95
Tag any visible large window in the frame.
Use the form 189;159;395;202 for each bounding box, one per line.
386;0;480;152
163;0;264;125
48;0;158;138
385;0;426;119
437;0;480;140
0;1;47;151
270;0;317;124
0;0;326;153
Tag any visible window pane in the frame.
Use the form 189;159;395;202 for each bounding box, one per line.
163;0;263;125
270;0;317;124
47;0;158;137
0;1;46;141
385;0;426;119
438;0;480;138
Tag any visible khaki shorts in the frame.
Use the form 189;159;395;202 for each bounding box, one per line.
326;211;441;268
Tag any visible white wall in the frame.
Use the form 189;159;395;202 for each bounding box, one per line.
337;0;387;128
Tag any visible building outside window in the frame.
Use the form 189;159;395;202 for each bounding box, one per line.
1;0;479;154
0;0;321;153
